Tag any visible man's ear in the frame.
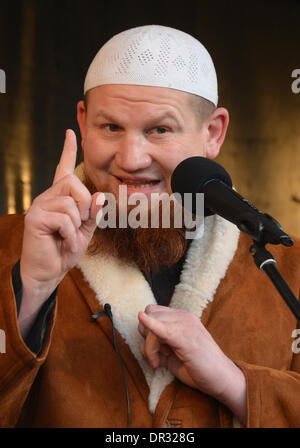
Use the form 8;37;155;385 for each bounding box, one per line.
77;100;86;148
205;107;229;159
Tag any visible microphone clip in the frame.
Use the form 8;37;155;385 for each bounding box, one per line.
90;303;112;322
238;211;293;247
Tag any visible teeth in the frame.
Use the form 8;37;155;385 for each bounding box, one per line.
126;183;155;188
119;179;158;188
128;184;152;188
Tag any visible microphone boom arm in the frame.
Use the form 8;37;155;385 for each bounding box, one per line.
203;181;300;323
250;242;300;325
204;180;294;246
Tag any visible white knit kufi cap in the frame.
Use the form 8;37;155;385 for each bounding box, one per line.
84;25;218;106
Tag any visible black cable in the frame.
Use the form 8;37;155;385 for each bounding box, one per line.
91;303;131;428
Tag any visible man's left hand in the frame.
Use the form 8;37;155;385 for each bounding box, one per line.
138;304;247;425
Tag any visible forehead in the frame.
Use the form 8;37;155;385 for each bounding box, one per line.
86;84;194;118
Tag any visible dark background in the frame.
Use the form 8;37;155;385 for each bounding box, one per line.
0;0;299;236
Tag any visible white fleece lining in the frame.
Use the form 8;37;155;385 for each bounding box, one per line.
75;164;240;414
77;215;240;413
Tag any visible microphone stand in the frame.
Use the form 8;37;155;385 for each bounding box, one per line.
238;213;300;325
250;242;300;325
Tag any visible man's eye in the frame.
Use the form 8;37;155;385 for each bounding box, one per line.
152;127;169;134
103;123;120;132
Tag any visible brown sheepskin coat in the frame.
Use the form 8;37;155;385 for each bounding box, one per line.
0;212;299;428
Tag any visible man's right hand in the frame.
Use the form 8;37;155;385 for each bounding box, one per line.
18;129;101;338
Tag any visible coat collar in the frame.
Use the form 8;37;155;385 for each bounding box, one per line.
75;163;240;413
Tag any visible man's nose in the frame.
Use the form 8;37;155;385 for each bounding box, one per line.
114;133;152;172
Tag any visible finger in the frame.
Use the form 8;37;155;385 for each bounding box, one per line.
30;209;78;253
138;311;168;343
142;307;183;326
140;339;172;357
144;304;183;318
79;192;104;239
39;196;82;230
144;304;170;314
140;341;145;358
87;191;105;224
93;192;106;227
52;174;92;222
53;129;77;184
144;331;161;369
140;340;173;370
140;338;171;367
54;213;78;253
138;322;148;339
156;353;171;369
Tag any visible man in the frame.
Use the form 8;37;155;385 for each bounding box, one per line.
0;25;299;428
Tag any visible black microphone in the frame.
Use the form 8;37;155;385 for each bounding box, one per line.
171;156;293;247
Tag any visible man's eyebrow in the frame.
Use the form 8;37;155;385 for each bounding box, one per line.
94;108;182;125
94;109;117;121
147;111;181;124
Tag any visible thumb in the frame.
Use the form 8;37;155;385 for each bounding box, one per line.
81;192;105;238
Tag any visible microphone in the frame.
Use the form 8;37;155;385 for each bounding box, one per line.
171;156;293;247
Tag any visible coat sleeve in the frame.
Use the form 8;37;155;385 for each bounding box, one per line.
232;342;300;428
0;260;57;427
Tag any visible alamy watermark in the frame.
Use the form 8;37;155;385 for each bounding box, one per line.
291;69;300;94
95;186;204;239
0;329;5;353
292;329;300;354
0;69;6;93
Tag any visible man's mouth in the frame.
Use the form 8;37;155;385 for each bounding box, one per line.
114;176;161;189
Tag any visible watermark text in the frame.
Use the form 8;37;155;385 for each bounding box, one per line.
291;69;300;94
0;329;6;353
95;186;204;239
0;69;6;93
292;329;300;354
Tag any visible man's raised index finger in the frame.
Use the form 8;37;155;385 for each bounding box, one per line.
53;129;77;184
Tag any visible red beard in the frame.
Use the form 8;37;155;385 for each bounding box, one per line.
82;168;187;274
